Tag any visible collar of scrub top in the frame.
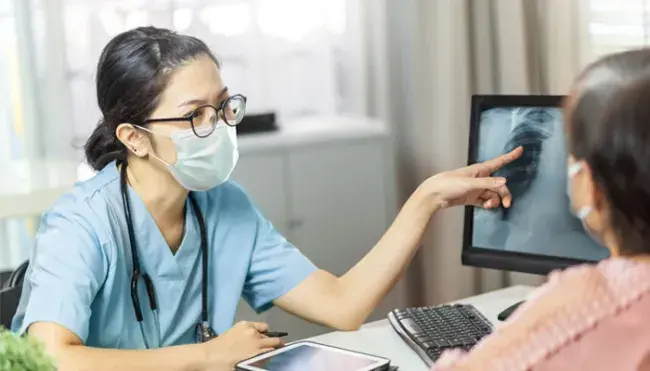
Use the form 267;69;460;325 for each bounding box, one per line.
119;161;216;347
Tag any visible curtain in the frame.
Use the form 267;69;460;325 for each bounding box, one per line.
588;0;650;58
385;0;592;305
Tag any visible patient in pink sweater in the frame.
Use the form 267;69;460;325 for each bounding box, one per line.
433;48;650;370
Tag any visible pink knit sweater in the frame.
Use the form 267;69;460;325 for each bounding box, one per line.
432;258;650;371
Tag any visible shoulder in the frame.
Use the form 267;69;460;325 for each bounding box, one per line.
434;264;612;370
37;163;121;260
45;162;117;220
506;264;613;338
435;260;650;370
526;258;650;312
499;264;608;342
519;264;607;315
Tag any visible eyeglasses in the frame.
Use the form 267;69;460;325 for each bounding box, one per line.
143;94;247;138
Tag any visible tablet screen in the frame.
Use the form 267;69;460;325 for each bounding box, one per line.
242;342;384;371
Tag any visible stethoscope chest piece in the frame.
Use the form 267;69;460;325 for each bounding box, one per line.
196;321;217;343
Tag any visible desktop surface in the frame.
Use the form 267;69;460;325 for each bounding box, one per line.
308;286;534;371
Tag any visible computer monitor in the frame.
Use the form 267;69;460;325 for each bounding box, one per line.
462;95;610;276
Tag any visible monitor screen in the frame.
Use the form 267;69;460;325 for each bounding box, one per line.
463;95;610;275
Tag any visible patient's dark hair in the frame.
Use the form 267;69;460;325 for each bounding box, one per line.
84;26;219;171
567;48;650;254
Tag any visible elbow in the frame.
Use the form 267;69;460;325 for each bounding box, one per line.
335;322;362;332
325;316;364;332
317;276;368;331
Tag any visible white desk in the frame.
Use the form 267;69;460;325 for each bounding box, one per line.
307;285;535;371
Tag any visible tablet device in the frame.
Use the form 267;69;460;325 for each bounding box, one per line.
236;341;391;371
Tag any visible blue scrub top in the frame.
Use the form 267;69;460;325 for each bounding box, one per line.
11;161;317;348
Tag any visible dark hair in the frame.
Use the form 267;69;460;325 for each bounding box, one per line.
567;48;650;254
84;26;219;171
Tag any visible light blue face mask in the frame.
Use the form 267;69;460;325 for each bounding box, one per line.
140;122;239;191
567;161;602;244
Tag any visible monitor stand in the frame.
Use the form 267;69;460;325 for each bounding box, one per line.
497;301;524;321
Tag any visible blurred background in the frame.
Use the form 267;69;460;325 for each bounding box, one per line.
0;0;645;339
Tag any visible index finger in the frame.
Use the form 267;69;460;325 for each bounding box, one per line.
473;146;523;174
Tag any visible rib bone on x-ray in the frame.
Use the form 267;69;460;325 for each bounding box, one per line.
472;106;609;261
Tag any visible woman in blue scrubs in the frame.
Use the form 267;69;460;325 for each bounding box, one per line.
11;26;521;371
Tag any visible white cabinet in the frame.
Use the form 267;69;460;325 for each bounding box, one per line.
229;153;289;237
286;140;388;276
231;116;402;340
230;153;288;325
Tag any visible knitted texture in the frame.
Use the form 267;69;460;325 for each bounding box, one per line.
432;258;650;371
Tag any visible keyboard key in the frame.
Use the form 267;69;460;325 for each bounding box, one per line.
422;341;435;349
401;318;424;334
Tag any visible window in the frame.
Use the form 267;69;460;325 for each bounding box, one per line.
0;1;23;163
58;0;367;142
587;0;650;59
1;0;369;158
0;0;370;269
0;0;27;272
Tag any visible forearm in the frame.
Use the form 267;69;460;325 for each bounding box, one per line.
336;180;442;328
51;343;209;371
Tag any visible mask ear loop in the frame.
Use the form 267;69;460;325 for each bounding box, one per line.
568;162;582;177
568;161;594;220
132;125;174;167
146;152;173;167
577;205;594;220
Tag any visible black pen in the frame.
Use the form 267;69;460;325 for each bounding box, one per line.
265;331;288;338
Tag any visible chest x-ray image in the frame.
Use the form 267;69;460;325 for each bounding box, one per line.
471;106;609;262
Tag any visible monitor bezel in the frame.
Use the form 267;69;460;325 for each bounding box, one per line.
462;94;593;276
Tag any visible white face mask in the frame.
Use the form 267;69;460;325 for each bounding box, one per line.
567;161;603;245
140;123;239;191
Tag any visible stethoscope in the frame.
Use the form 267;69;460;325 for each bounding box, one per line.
120;162;216;348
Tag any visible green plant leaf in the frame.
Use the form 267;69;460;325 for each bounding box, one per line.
0;327;56;371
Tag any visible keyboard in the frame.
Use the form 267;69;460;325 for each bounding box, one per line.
388;304;493;366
